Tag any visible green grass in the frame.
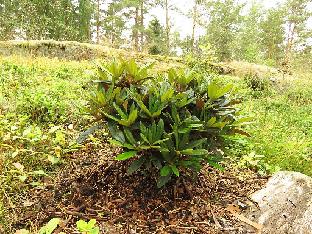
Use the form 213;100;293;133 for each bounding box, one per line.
224;74;312;176
0;56;94;230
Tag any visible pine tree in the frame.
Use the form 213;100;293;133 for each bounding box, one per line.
146;17;165;54
77;0;93;42
103;0;127;47
237;1;263;62
155;0;176;54
260;7;285;64
205;0;244;61
190;0;204;53
284;0;312;66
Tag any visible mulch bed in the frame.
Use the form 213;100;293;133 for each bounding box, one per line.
5;143;268;234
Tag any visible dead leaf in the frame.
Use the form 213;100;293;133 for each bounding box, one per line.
13;162;24;171
23;200;35;207
15;229;29;234
196;99;205;109
232;128;251;137
226;204;240;213
226;204;262;231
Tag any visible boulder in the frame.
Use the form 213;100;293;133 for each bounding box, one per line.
247;171;312;234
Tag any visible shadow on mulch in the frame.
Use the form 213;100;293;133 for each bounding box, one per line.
5;143;268;234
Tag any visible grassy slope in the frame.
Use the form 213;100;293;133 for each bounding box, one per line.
0;56;93;229
0;54;311;230
224;73;312;175
245;78;312;174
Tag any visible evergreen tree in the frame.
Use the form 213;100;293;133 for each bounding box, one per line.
204;0;244;61
189;0;205;53
260;6;285;64
284;0;312;65
103;0;127;47
0;0;81;41
146;17;165;54
237;1;263;62
0;1;19;40
155;0;177;54
77;0;93;42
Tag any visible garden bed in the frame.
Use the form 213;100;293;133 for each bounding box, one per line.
5;142;267;234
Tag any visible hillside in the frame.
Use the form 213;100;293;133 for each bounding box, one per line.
0;40;283;78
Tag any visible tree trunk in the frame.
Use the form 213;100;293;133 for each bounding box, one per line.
140;1;144;51
111;10;115;46
134;7;139;51
284;22;296;65
96;0;101;43
165;0;169;54
191;1;197;53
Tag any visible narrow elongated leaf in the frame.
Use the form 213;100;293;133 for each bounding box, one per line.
170;165;180;176
208;161;225;171
115;151;137;160
109;139;124;147
185;138;207;150
107;121;125;143
207;117;217;127
113;102;127;119
232;128;251;137
109;139;135;149
134;97;152;117
160;165;171;176
76;123;104;144
218;83;233;97
127;157;145;175
153;138;170;145
233;117;254;125
127;108;138;125
124;128;136;145
157;175;171;188
180;149;208;155
140;133;149;144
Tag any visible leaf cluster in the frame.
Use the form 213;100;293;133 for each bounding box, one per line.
86;59;250;187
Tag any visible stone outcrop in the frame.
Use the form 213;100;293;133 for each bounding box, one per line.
247;171;312;234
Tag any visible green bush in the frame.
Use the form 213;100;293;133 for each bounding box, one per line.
243;72;271;96
86;59;250;187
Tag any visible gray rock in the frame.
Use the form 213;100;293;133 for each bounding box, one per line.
247;171;312;234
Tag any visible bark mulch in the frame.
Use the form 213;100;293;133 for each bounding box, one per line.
5;143;268;234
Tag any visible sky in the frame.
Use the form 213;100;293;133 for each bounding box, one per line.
147;0;299;39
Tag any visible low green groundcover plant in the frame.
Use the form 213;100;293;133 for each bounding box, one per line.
85;59;250;187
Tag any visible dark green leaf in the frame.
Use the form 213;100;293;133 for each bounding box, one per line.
127;157;145;175
124;128;136;145
107;121;125;143
157;175;171;188
77;123;104;144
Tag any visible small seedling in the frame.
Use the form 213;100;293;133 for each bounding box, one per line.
39;218;60;234
76;219;100;234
